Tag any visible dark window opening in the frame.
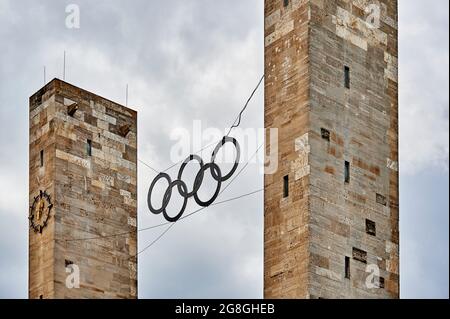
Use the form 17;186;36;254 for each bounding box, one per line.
379;277;385;289
87;139;92;157
67;103;78;117
345;256;351;279
344;161;350;183
39;295;43;299
376;193;387;206
40;150;44;167
321;128;331;141
283;175;289;198
65;259;74;267
119;124;131;137
366;219;376;236
352;247;367;264
283;0;289;7
344;66;350;89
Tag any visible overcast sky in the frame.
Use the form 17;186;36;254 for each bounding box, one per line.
0;0;448;299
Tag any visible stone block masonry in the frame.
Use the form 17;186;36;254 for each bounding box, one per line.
264;0;398;299
29;79;137;299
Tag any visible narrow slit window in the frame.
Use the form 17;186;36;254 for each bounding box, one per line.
40;150;44;167
345;256;350;279
283;0;289;7
344;161;350;183
87;139;92;157
283;175;289;198
344;66;350;89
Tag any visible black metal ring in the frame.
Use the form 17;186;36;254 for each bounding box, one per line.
177;154;204;198
162;180;188;222
193;163;222;207
147;172;172;215
146;137;240;223
211;136;240;182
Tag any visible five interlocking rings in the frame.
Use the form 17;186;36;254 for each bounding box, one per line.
147;136;240;222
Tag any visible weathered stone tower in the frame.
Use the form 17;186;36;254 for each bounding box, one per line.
29;79;138;299
264;0;399;298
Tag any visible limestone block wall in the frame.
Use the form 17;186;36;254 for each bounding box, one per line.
308;0;398;299
29;79;137;299
29;86;58;299
264;0;312;298
264;0;398;299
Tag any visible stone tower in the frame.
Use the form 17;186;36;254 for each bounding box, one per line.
264;0;399;298
29;79;138;299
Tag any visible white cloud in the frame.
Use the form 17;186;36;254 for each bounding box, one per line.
399;0;449;175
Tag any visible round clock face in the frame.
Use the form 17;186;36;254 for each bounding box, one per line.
29;190;53;233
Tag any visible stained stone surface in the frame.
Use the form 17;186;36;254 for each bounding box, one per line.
264;0;398;299
29;79;137;299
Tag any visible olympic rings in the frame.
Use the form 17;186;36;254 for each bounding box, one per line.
193;163;222;208
162;180;188;222
147;137;240;222
147;173;171;215
211;136;240;182
177;154;204;198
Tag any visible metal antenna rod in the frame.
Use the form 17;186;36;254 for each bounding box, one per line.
63;51;66;81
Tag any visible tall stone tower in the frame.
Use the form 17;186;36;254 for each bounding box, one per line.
264;0;399;298
29;79;138;299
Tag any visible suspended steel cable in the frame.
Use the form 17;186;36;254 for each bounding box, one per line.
138;74;264;174
226;74;265;137
128;187;263;261
60;75;265;260
63;140;263;243
60;187;262;243
128;142;264;259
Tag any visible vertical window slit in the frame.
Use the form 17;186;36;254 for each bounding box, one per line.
344;66;350;89
344;161;350;183
379;277;385;289
345;256;350;279
87;139;92;157
283;175;289;198
40;150;44;167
